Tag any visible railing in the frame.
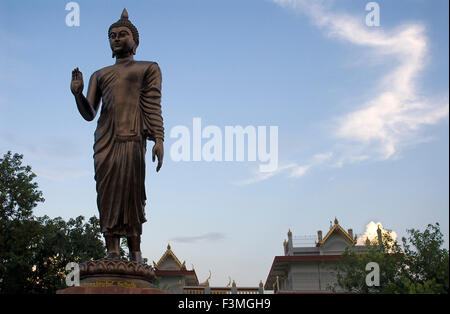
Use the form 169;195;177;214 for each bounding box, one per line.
293;235;317;247
184;286;262;294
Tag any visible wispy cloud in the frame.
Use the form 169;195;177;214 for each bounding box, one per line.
169;232;226;244
275;0;448;160
289;164;310;178
0;129;84;160
287;152;334;178
33;167;92;183
235;162;297;185
236;152;332;185
239;0;449;184
0;129;91;182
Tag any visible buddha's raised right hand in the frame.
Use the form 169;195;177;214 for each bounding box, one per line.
71;67;84;96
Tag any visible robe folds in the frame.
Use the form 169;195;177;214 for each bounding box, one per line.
90;60;164;237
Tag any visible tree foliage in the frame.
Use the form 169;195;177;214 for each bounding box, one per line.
0;151;44;221
0;151;106;294
330;223;449;294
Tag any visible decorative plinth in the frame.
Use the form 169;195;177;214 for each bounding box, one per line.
56;286;171;294
79;258;156;289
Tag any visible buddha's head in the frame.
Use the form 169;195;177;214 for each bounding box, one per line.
108;9;139;58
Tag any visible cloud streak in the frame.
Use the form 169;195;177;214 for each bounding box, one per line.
236;152;332;185
33;167;92;183
0;130;91;182
276;0;448;160
169;232;226;244
240;0;448;185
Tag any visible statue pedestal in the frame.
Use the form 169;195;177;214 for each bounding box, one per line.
56;286;171;294
57;258;170;294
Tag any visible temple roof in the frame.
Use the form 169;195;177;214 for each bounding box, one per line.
153;244;199;286
317;217;356;247
153;244;186;270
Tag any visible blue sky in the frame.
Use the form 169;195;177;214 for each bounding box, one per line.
0;0;448;286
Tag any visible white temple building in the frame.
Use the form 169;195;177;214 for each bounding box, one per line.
265;218;367;293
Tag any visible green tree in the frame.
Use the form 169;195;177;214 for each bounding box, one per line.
329;223;449;294
0;151;44;221
0;151;106;293
401;223;449;294
23;215;106;293
0;151;44;292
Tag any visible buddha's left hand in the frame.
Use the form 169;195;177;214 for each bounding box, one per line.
152;138;164;172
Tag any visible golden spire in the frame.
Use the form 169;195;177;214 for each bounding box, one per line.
202;270;212;287
154;244;185;269
334;217;339;225
287;229;292;237
232;280;236;288
259;280;263;288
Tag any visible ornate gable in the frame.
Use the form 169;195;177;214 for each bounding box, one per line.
317;218;356;247
153;244;186;271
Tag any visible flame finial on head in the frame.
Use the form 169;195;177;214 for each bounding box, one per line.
121;8;129;19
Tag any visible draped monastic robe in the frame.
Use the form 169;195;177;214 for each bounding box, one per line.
87;59;164;237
